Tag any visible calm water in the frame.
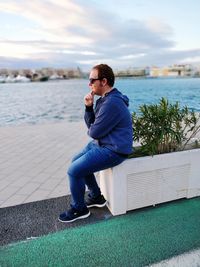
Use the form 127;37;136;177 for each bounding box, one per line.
0;78;200;126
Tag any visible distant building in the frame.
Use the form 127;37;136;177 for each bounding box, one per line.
0;68;9;76
150;64;195;77
193;66;200;77
115;67;147;77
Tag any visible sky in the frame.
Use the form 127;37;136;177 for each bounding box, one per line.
0;0;200;70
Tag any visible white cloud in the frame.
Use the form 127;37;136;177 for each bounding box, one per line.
180;56;200;64
119;54;146;60
0;42;49;59
144;17;173;37
56;49;98;56
0;0;94;44
0;0;199;69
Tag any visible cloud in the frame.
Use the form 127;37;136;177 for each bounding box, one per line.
144;17;173;37
130;48;200;67
0;0;199;69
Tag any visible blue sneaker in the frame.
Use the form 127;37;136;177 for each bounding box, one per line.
86;194;107;208
59;206;90;223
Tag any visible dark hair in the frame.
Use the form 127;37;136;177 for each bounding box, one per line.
93;64;115;87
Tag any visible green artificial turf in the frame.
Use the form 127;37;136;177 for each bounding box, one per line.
1;197;200;267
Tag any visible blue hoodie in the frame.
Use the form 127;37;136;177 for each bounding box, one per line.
84;88;133;155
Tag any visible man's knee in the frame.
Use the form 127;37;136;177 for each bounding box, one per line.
71;153;80;163
67;163;79;178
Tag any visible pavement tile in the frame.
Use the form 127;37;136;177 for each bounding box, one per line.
0;180;11;190
5;171;25;182
1;194;28;208
0;186;21;201
16;182;41;195
48;184;69;198
31;173;50;183
24;189;51;203
0;166;18;176
31;157;47;164
0;158;7;165
9;176;32;188
42;164;63;175
51;174;66;181
22;168;43;178
39;178;61;190
0;174;7;181
59;178;68;186
34;160;58;170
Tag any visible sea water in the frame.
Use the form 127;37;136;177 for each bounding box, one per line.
0;77;200;126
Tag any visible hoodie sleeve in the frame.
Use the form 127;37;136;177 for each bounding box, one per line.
84;105;95;129
88;100;121;139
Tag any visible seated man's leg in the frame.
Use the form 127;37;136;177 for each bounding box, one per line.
84;173;106;208
84;173;101;198
71;143;102;198
68;143;125;210
71;141;94;163
59;143;125;222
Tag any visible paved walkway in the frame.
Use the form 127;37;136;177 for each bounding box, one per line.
0;121;90;208
1;120;199;209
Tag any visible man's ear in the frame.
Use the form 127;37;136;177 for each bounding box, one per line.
102;78;107;86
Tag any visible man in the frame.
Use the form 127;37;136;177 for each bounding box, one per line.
59;64;133;223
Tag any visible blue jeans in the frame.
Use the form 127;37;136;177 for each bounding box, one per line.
67;141;126;210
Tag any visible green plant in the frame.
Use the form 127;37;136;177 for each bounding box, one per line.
131;97;200;157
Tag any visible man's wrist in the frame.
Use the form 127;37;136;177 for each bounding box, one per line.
85;105;94;111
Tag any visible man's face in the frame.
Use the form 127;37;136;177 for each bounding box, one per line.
89;69;103;96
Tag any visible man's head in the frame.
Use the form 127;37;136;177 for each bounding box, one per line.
89;64;115;96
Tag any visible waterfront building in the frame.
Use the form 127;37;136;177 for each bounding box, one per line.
115;67;147;77
149;64;195;77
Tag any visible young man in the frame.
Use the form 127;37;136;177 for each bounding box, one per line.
59;64;133;223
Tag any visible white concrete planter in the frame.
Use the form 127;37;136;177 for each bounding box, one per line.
100;148;200;216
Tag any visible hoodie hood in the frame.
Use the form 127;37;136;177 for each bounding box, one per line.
105;88;129;107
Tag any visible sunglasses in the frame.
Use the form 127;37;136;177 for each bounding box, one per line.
89;78;102;84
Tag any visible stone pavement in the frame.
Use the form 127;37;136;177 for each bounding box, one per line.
1;120;199;209
0;121;90;208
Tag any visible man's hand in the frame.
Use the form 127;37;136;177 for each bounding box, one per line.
84;92;94;106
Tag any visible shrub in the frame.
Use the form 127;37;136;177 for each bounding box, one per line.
131;97;200;157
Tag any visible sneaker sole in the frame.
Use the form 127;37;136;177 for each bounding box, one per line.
58;211;91;223
87;202;107;208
